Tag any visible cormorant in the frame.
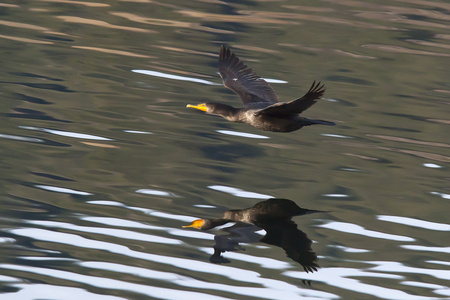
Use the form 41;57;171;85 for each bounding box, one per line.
186;45;335;132
183;198;324;230
183;198;325;272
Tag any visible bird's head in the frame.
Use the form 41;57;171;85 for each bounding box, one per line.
186;103;239;120
182;219;206;230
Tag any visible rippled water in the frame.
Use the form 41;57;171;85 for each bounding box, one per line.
1;0;449;299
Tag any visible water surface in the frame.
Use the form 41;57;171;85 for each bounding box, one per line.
1;0;449;299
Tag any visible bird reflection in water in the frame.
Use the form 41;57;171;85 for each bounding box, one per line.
183;198;326;273
187;45;335;132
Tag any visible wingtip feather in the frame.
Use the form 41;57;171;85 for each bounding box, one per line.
307;80;326;98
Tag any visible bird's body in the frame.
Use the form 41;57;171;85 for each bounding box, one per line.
224;198;319;223
183;198;324;230
183;198;325;272
187;45;335;132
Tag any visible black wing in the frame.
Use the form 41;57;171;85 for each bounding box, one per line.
218;45;279;105
256;81;325;117
258;220;319;273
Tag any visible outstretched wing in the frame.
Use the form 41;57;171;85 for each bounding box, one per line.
256;81;325;117
218;45;279;105
258;220;319;273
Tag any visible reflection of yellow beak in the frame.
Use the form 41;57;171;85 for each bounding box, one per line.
186;103;207;112
182;219;205;229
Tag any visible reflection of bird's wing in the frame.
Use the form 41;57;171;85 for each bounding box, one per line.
221;223;263;244
256;81;325;117
258;220;319;273
210;223;263;264
219;45;279;105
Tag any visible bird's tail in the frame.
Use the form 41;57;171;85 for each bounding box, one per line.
306;119;336;126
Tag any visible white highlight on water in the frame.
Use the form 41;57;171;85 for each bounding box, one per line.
208;185;272;199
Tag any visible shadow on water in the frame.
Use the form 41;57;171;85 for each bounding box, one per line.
3;108;71;123
183;198;326;273
201;140;265;162
1;81;75;93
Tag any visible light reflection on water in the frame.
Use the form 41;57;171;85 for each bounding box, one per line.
1;283;126;300
377;215;450;231
34;185;93;195
19;126;113;141
216;130;270;139
3;190;450;299
132;69;220;86
208;185;273;198
1;0;449;299
284;266;432;300
317;221;415;241
0;264;233;300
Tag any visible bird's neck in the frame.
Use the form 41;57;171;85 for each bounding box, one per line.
223;210;251;223
206;218;230;229
210;103;241;121
222;108;245;122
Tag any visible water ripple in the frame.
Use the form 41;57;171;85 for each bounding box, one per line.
431;192;450;200
80;261;336;300
368;261;450;280
0;264;230;300
4;227;334;300
377;215;450;231
401;245;450;254
136;188;178;197
26;220;182;245
402;281;450;297
35;185;93;196
0;283;125;300
87;200;196;222
317;221;415;241
19;126;112;141
132;70;219;85
284;267;431;300
423;163;443;168
216;130;270;139
208;185;272;199
0;133;43;143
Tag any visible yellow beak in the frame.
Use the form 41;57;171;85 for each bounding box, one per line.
182;219;205;229
186;103;207;112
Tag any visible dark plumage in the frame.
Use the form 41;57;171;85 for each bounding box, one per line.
183;198;325;272
182;198;324;230
186;45;335;132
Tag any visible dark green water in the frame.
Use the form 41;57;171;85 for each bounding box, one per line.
1;0;449;299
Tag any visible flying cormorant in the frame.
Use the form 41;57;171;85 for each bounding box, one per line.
187;45;335;132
